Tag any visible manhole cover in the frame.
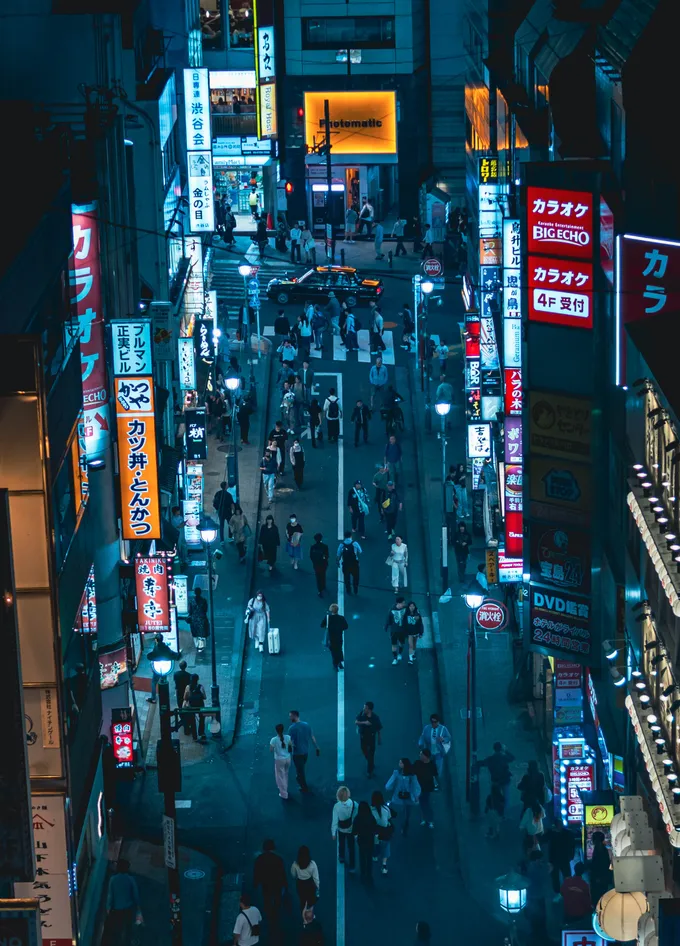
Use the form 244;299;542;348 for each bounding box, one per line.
184;868;206;880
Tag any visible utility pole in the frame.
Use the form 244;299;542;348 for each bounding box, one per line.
323;98;334;261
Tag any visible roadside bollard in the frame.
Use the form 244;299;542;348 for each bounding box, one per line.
340;248;346;266
388;250;393;269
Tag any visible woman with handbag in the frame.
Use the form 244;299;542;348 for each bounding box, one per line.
245;592;271;653
290;846;319;909
229;505;251;564
386;758;421;835
258;514;280;572
371;790;393;875
387;535;409;593
269;723;293;799
286;514;304;570
331;786;357;869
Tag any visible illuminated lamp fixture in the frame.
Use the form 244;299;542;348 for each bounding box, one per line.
668;542;680;552
633;463;645;470
603;639;623;661
635;679;647;689
668;773;679;786
655;738;666;754
596;890;649;943
651;504;664;513
640;694;651;704
656;513;670;525
641;482;653;494
631;669;643;678
650;724;661;734
636;470;648;478
610;667;627;687
664;532;677;540
646;714;658;723
673;786;680;804
496;872;527;915
663;758;674;771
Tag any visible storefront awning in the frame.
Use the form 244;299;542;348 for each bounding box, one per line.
627;489;680;618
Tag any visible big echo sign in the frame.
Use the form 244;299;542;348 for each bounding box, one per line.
475;599;509;632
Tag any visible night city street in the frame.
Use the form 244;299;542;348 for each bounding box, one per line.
2;2;680;946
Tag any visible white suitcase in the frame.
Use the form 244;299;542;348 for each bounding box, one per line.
267;627;281;654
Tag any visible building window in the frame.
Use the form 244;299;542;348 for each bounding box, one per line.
302;17;395;50
228;0;254;48
201;0;225;49
53;447;77;568
161;126;178;191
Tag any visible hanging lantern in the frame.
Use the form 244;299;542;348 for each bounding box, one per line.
597;889;649;942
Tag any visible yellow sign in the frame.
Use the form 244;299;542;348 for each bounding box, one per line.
257;80;277;139
304;91;397;154
485;548;498;585
584;803;614;826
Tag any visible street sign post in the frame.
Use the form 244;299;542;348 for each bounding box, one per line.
422;257;443;278
475;599;509;632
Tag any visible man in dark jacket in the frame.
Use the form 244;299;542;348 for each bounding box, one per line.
350;399;371;447
309;533;329;596
274;309;291;345
173;660;192;734
213;480;235;543
547;820;576;891
479;741;515;807
453;522;472;582
300;907;324;945
322;603;348;671
253;839;288;920
269;421;288;474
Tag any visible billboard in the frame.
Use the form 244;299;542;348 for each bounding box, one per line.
135;555;171;633
183;68;215;232
185;409;208;460
111;319;152;376
528;391;592;462
178;337;197;390
504;367;523;416
617;233;680;326
530;525;592;596
114;377;161;540
527;187;594;259
528;256;593;329
304;92;397;154
530;587;591;657
467;423;491;458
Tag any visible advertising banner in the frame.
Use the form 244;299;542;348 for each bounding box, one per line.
178;337;197;390
115;377;161;540
600;198;614;285
498;551;523;583
530;525;591;596
504;368;523;415
99;643;128;689
528;256;594;329
182;499;202;549
183;68;214;232
528;391;592;461
304;91;397;154
617;233;680;326
529;456;592;526
111;707;134;768
527;187;594;259
467;423;491;458
185;409;208;460
135;555;171;633
111;320;152;376
564;763;594;825
174;574;189;617
504;416;523;465
530;587;591;658
69;202;110;460
554;660;583;724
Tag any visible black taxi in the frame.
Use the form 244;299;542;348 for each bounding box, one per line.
266;266;384;307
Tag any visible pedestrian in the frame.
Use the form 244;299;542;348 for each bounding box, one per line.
106;859;142;943
269;724;293;799
237;399;253;445
332;786;357;869
233;892;262;946
278;339;298;374
344;204;358;242
373;463;389;520
391;217;407;256
479;741;515;809
304;226;317;265
374;220;385;260
371;791;393;875
229;504;251;564
476;562;489;591
297;313;313;360
525;849;549;944
311;306;326;351
258;515;280;572
324;291;341;337
418;714;452;782
322;603;348;671
291;375;306;428
386;758;421;835
189;586;210;653
453;521;472;582
405;601;424;664
300;360;315;402
290;222;302;263
323;388;342;442
484;783;505;838
422;224;434;259
308;398;323;448
254;839;288;918
291;846;319;908
260;450;277;505
370;305;385;354
212;479;235;543
368;360;388;413
382;481;402;539
245;592;270;653
588;831;612;906
275;309;291;344
290;438;306;489
183;673;207;742
299;906;324;946
355;701;383;776
309;533;329;596
519;800;546;852
561;862;592;927
269;420;289;474
518;760;547;812
387;534;408;593
256;217;268;259
358;197;373;237
385;596;407;665
337;531;361;595
350;400;371;447
413;748;437;828
344;309;358;352
347;479;370;537
173;660;192;734
352;801;378;884
384;434;403;483
434;338;449;376
454;463;469;518
224;205;237;246
547;820;576;892
286;514;304;570
401;301;415;350
288;710;320;792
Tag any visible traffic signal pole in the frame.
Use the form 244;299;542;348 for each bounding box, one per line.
323;98;335;261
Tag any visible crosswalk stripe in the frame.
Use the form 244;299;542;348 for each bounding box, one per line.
333;336;347;361
382;330;395;366
357;329;371;363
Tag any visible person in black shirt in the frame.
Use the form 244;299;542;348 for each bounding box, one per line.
322;603;348;671
269;421;288;474
309;533;329;596
413;749;437;827
212;480;235;543
355;701;383;777
453;521;472;582
173;660;192;734
253;839;288;920
350;399;371;447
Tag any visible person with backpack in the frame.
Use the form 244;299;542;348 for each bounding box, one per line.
347;479;370;537
331;786;357;869
183;673;207;742
336;531;361;595
370;791;393;875
358;197;373;237
233;892;262;945
350;399;371;448
385;597;407;665
322;603;348;671
323;389;342;442
309;533;329;596
386;758;421;835
382;481;402;540
212;480;235;543
286;514;304;570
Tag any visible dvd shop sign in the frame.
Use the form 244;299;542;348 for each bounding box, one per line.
530;588;591;657
527;188;593;260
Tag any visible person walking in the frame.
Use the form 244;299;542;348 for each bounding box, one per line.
290;439;306;489
344;204;358;242
189;586;210;653
371;791;393;875
385;596;407;665
547;820;576;892
274;309;291;345
434;338;449;377
269;421;289;474
106;859;141;944
269;724;293;799
405;601;424;665
337;531;361;595
370;305;385;354
418;714;452;782
352;802;378;884
350;400;371;447
520;801;546;852
288;710;320;793
260;450;277;506
384;434;403;483
561;863;593;927
256;217;268;259
453;521;472;582
297;314;313;361
355;701;383;776
258;515;280;572
233;893;262;946
387;535;408;593
518;760;547;812
374;220;385;260
479;741;515;810
484;783;505;839
386;759;421;835
391;217;407;256
229;505;251;564
422;224;434;259
291;847;319;909
173;660;192;734
453;463;469;518
253;840;288;919
285;514;304;570
382;481;402;540
309;533;329;597
213;480;235;543
308;398;323;448
245;592;270;653
413;749;437;828
358;197;373;237
290;222;302;264
183;673;207;742
373;463;389;521
300;225;313;264
369;357;388;409
324;291;341;337
299;906;324;946
322;603;348;671
347;479;370;537
344;309;358;352
331;786;357;870
589;830;613;906
237;399;253;445
300;360;315;402
323;388;342;442
401;301;415;351
311;306;326;351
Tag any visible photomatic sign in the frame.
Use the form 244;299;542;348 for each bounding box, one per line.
115;377;161;540
527;187;593;260
476;600;508;632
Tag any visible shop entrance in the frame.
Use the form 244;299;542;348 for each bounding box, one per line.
214;163;264;229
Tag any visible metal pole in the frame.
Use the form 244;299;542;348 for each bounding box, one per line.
470;607;480;816
231;399;240;503
206;544;219;719
424;293;432;431
159;678;183;944
441;415;448;592
465;608;471;801
255;299;261;359
323;98;334;261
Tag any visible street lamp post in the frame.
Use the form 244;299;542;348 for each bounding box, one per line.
225;373;240;504
199;516;220;729
239;263;261;359
435;399;451;592
147;639;183;945
421;279;434;432
464;583;485;816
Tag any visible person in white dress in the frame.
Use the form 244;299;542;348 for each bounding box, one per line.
245;591;270;652
388;535;408;592
269;723;293;798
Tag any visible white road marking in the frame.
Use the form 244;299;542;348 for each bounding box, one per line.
381;329;395;366
357;329;371;363
263;325;275;336
333;336;347;361
419;615;434;649
309;345;322;359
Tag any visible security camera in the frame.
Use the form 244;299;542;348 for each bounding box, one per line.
212;548;223;562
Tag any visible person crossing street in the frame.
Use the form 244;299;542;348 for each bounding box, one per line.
309;533;329;597
347;479;370;538
350;399;371;446
337;531;361;595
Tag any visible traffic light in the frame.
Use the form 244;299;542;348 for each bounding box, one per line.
285;181;294;195
296;106;304;121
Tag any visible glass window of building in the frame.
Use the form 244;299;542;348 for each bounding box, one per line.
302;17;395;49
201;0;225;50
228;0;254;48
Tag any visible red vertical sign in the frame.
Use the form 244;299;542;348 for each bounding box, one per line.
135;555;171;633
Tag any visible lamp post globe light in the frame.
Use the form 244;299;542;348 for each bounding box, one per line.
434;400;451;417
224;373;241;505
238;264;252;278
434;399;451;591
496;871;527;945
200;515;221;729
421;279;434;294
463;580;486;815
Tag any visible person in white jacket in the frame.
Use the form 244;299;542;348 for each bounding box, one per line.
331;786;357;870
290;845;319;908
